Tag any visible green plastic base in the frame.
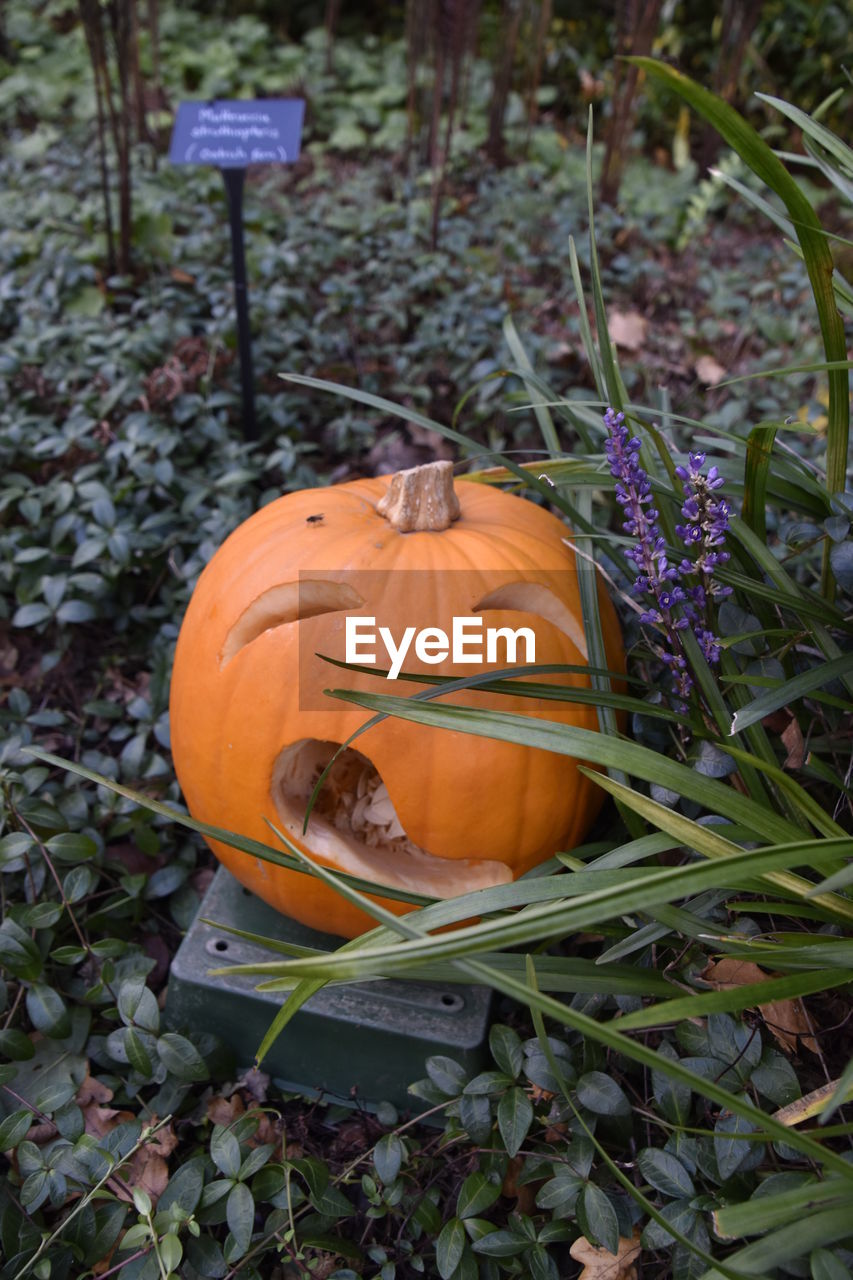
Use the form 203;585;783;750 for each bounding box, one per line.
165;867;493;1111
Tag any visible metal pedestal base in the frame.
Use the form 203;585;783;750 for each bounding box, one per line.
165;867;493;1111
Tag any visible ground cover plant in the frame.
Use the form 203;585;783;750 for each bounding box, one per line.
1;3;852;1279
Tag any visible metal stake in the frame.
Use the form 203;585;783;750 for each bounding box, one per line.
221;167;257;441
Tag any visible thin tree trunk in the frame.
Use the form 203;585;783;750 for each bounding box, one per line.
80;0;117;273
430;0;468;248
487;0;525;166
324;0;340;73
526;0;552;127
698;0;763;171
108;0;134;274
599;0;662;206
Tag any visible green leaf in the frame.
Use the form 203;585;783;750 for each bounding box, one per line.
211;1126;242;1179
459;1093;492;1145
426;1055;467;1097
436;1218;466;1280
374;1134;403;1185
238;1143;274;1181
528;1243;558;1280
830;541;853;593
186;1234;228;1278
25;984;71;1039
576;1071;631;1117
118;978;160;1034
12;602;53;628
323;688;803;846
634;60;849;588
489;1024;523;1078
714;1101;756;1180
642;1198;698;1250
742;424;778;541
471;1228;530;1258
159;1232;182;1274
0;918;44;980
44;832;98;862
497;1087;533;1158
535;1169;584;1212
704;1208;853;1278
457;1173;500;1220
124;1027;154;1078
578;1183;619;1254
637;1148;695;1199
811;1247;853;1280
730;652;853;735
156;1033;208;1082
0;1109;34;1149
225;1180;254;1256
714;1178;849;1239
158;1157;205;1216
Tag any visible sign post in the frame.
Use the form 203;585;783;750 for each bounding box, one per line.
169;99;305;441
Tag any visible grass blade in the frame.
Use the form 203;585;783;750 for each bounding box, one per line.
633;60;849;589
730;651;853;736
741;424;777;540
501;315;562;455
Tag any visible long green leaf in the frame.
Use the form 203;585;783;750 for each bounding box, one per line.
587;770;853;923
585;110;627;412
324;689;805;844
501;316;562;455
612;969;847;1031
245;836;853;983
701;1206;853;1279
730;651;853;735
634;60;849;591
27;749;432;907
741;424;777;540
235;832;853;1182
757;93;853;176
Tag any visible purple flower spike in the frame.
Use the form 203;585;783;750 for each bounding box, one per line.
604;408;693;702
605;409;733;705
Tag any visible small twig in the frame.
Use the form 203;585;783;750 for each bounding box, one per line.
12;1116;173;1280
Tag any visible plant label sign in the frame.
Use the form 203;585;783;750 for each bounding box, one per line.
168;99;304;441
169;99;305;168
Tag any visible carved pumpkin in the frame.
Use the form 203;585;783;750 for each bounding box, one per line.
169;461;623;938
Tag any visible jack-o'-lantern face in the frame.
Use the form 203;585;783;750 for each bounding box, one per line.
169;462;624;938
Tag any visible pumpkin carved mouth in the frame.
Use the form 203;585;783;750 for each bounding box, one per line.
271;739;512;897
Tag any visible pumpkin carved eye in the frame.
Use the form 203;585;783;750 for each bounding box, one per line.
473;582;588;659
220;579;364;668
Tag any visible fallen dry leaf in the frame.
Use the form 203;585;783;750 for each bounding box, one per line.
207;1092;245;1127
237;1066;270;1104
77;1074;114;1106
579;67;605;100
701;958;818;1054
83;1104;177;1206
608;311;647;352
500;1155;536;1214
695;354;727;385
124;1119;177;1205
781;716;807;770
570;1229;642;1280
84;1105;135;1140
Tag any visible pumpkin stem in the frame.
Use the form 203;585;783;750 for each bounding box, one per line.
377;460;461;532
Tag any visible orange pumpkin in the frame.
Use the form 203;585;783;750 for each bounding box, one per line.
169;461;623;937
